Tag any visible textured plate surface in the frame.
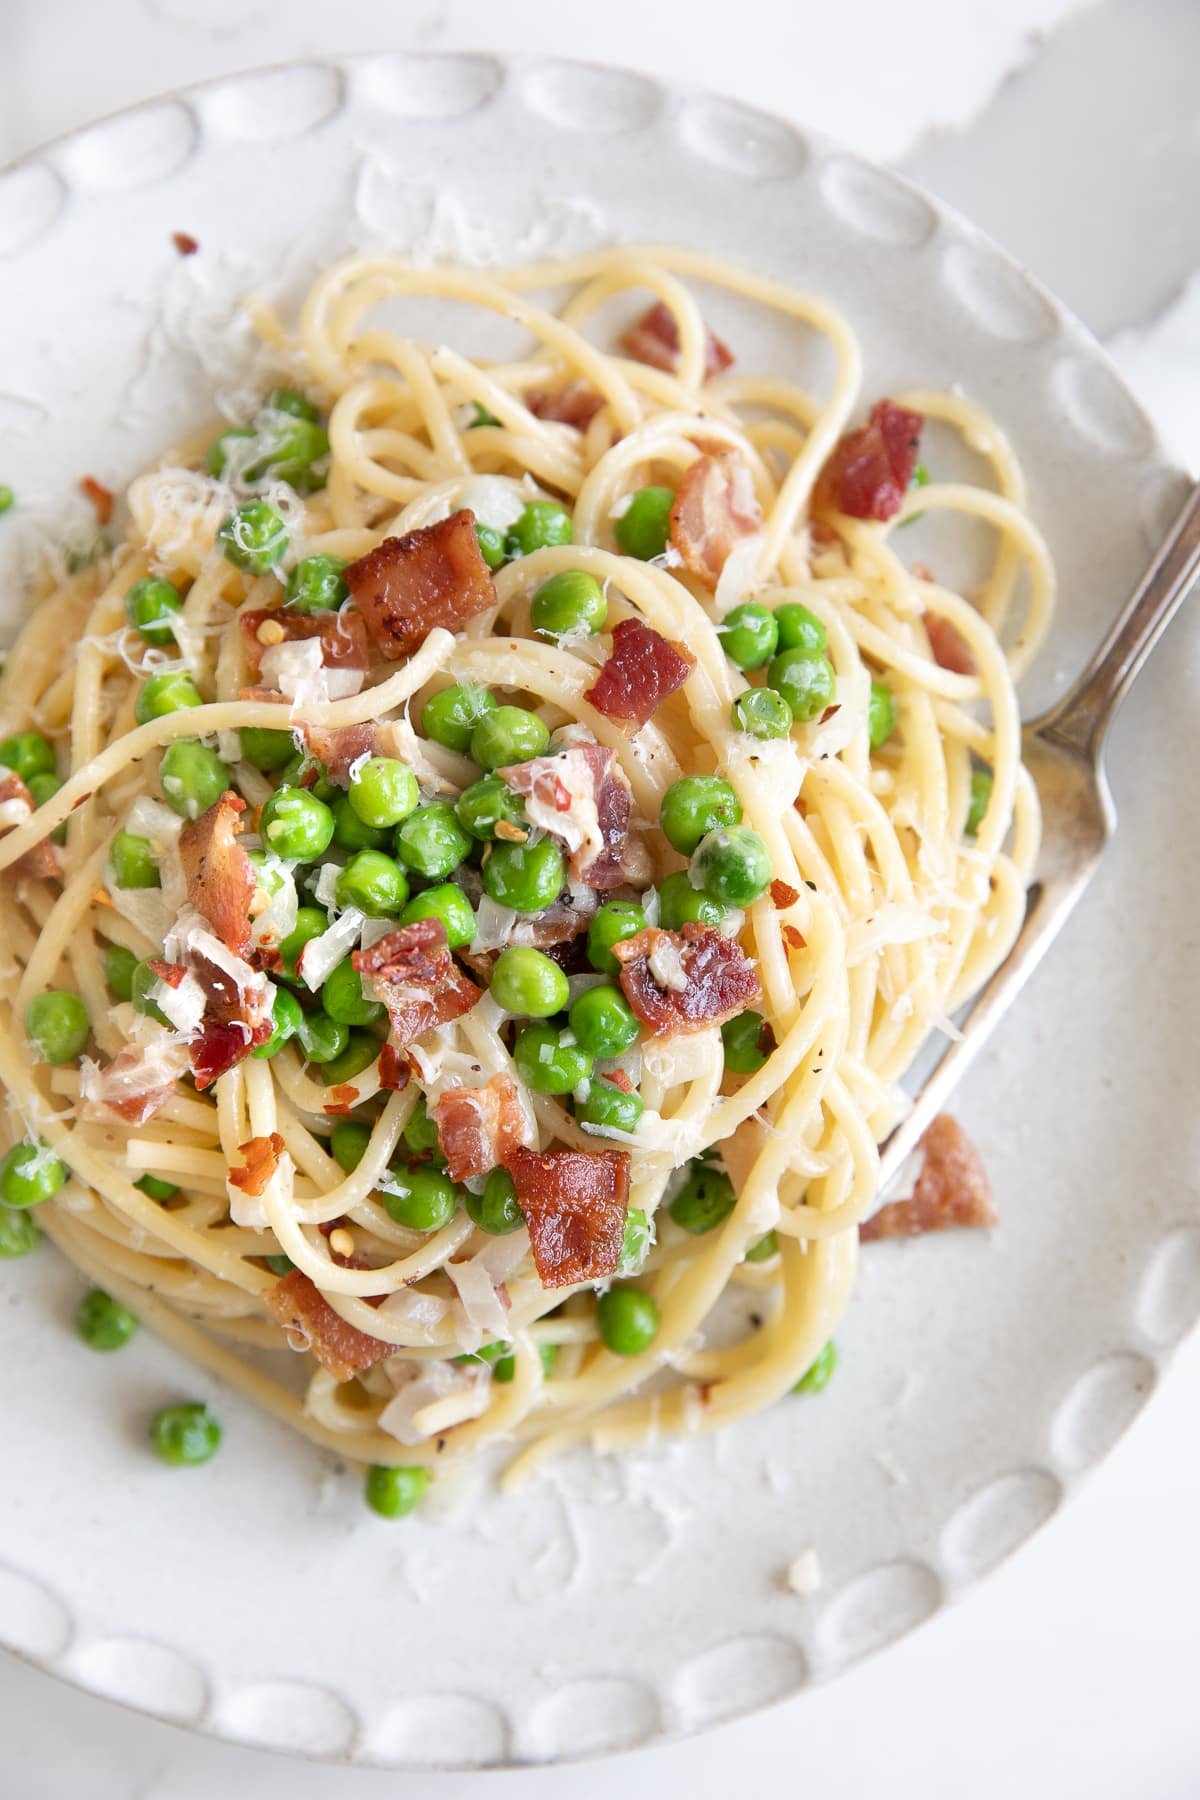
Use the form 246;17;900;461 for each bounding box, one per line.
0;52;1195;1770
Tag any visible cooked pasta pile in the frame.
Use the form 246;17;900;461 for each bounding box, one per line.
0;247;1050;1496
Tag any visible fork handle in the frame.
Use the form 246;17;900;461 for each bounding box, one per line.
1043;482;1200;761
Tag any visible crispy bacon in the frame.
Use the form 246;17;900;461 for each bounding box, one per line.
861;1115;994;1242
669;450;762;589
80;476;114;526
239;606;369;680
191;1015;272;1088
500;744;631;889
179;791;255;958
433;1075;531;1184
344;510;496;660
378;1043;410;1091
295;721;375;782
619;300;733;381
924;611;977;676
614;923;760;1035
527;381;604;429
180;939;273;1090
79;1028;192;1126
352;919;480;1050
265;1270;394;1381
502;1146;631;1288
171;230;199;255
815;400;923;522
0;768;59;880
770;879;800;908
229;1132;286;1198
586;617;695;730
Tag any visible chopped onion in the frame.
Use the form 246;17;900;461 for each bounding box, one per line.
298;906;366;991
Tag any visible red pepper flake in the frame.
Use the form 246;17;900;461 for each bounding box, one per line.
603;1069;634;1094
817;702;841;725
171;231;200;256
770;879;800;908
782;924;807;950
229;1132;286;1197
146;958;186;988
323;1083;361;1116
80;476;114;526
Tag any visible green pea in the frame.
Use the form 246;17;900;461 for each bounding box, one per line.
587;900;647;976
295;1008;348;1065
364;1463;428;1518
330;792;389;853
159;740;228;820
134;670;202;726
103;942;139;1002
719;603;779;671
455;775;527;842
793;1339;837;1394
320;1031;380;1087
769;648;837;723
469;402;501;429
330;1119;373;1172
513;1022;592;1095
336;849;410;918
422;685;498;758
129;959;168;1025
669;1163;734;1235
0;730;55;783
0;485;14;515
124;576;184;646
109;830;160;889
135;1174;178;1201
149;1401;221;1466
217;501;289;573
265;1254;293;1277
65;533;111;574
247;415;329;493
619;1207;653;1272
76;1288;139;1351
348;757;419;830
0;1207;39;1257
656;870;725;931
475;524;507;570
489;946;570;1017
402;1095;444;1161
394;802;471;880
568;984;639;1059
506;499;574;557
868;679;896;751
266;387;319;422
382;1164;460;1232
284;553;348;613
251;984;304;1059
321;958;385;1027
205;425;255;477
470;706;550;772
27;771;67;846
260;787;335;861
398;882;476;950
483;837;565;913
773;602;827;654
239;726;295;771
745;1229;778;1263
731;688;793;740
25;991;89;1064
966;766;993;837
278;905;328;982
615;485;674;561
0;1141;67;1209
531;570;607;638
902;463;929;525
493;1341;557;1383
597;1285;659;1356
691;825;772;907
721;1009;774;1075
278;753;337;802
466;1167;525;1236
660;775;742;856
578;1078;644;1137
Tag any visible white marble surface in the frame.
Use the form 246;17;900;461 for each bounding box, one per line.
2;2;1198;1793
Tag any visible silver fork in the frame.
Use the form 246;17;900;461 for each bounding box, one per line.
878;483;1200;1190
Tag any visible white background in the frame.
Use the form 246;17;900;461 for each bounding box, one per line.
3;1;1199;1794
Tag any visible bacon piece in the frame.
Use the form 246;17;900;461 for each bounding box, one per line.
586;617;695;730
815;400;923;522
229;1132;286;1198
924;611;976;676
619;301;733;381
265;1270;394;1381
171;230;199;255
614;923;760;1036
433;1075;532;1184
180;939;273;1090
179;791;255;958
0;769;59;880
79;1031;192;1126
352;919;480;1050
80;476;114;526
378;1043;410;1091
239;606;369;680
191;1016;272;1089
668;450;762;589
344;510;496;660
502;1146;631;1288
861;1115;994;1242
500;745;631;889
295;721;375;782
770;879;800;908
527;381;605;429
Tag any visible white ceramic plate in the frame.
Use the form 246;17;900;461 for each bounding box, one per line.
0;52;1195;1771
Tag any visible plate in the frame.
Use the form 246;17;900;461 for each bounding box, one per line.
0;52;1195;1770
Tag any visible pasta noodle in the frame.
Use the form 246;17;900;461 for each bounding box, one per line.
0;246;1049;1493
